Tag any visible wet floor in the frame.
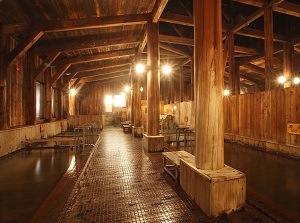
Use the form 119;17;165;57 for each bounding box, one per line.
0;128;299;223
224;142;300;214
0;148;88;223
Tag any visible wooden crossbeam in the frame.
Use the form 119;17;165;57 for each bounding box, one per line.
152;0;169;23
233;0;300;17
159;12;193;26
6;31;44;67
34;36;140;55
234;46;258;54
242;63;265;76
80;71;127;83
160;43;191;57
49;63;71;87
159;34;194;46
34;52;61;80
137;28;147;55
1;14;150;35
75;65;130;79
56;48;135;65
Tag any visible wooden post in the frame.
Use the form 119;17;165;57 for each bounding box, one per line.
284;41;292;88
194;0;224;170
45;68;53;122
228;32;240;95
191;58;194;101
134;55;142;127
146;22;160;136
180;66;184;102
25;51;36;125
0;34;8;129
264;7;274;90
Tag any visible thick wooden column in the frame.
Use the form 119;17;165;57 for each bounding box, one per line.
180;66;184;102
191;58;194;101
194;0;224;170
134;57;142;128
25;51;37;125
228;32;240;95
45;68;53;121
284;41;292;88
146;22;160;136
0;35;8;129
264;7;274;90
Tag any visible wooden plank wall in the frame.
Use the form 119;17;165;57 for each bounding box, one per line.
67;115;104;129
224;88;300;147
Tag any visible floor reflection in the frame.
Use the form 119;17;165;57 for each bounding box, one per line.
224;142;300;213
0;149;72;223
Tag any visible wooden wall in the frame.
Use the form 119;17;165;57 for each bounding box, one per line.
224;87;300;157
78;82;123;115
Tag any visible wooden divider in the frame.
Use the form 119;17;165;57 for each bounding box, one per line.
67;115;104;129
224;87;300;148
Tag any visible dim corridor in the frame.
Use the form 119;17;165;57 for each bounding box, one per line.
29;127;297;223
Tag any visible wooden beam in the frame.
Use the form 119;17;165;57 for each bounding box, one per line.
6;31;44;67
159;12;193;26
75;65;130;79
238;43;283;66
159;34;194;46
34;52;61;79
33;36;140;55
283;42;293;88
1;14;150;35
264;7;275;90
231;0;284;33
234;46;258;54
152;0;169;23
137;29;147;55
60;72;78;91
80;71;127;83
233;0;300;17
160;43;191;57
56;48;135;65
69;59;132;74
228;33;240;95
242;63;265;76
49;63;71;87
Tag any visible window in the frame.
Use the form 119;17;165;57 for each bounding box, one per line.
114;94;126;107
36;82;41;118
105;95;113;112
52;88;57;118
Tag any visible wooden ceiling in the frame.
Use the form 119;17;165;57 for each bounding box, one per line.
1;0;300;93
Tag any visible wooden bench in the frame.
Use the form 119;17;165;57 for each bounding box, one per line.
162;151;195;183
122;124;131;133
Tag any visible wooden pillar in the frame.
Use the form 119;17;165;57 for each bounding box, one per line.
0;35;8;129
228;32;240;95
146;22;160;136
26;51;36;125
284;41;293;88
180;66;184;102
45;68;53;121
264;7;274;91
194;0;224;170
191;58;194;101
134;56;142;127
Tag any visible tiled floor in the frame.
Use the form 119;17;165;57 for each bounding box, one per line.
30;128;282;223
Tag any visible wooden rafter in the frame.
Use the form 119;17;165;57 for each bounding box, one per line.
234;46;257;54
56;48;135;65
80;71;127;83
1;14;150;35
242;63;265;76
160;43;191;57
6;31;44;67
49;63;71;86
75;65;130;79
159;12;193;26
233;0;300;17
34;52;61;79
34;36;140;55
152;0;169;23
159;34;193;46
